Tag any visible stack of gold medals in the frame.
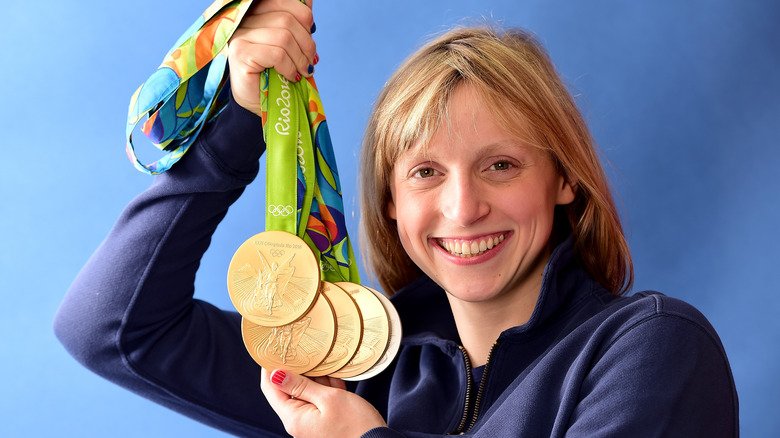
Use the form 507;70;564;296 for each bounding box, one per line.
228;231;401;380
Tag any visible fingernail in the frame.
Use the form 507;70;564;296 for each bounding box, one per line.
313;53;319;65
311;22;317;34
307;64;314;75
271;370;286;386
295;72;301;82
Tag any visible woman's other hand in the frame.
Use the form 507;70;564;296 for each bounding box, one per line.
228;0;317;116
261;368;388;438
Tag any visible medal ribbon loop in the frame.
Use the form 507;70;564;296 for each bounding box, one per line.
126;0;253;175
126;0;359;284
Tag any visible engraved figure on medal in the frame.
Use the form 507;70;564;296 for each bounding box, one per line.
245;318;331;369
228;231;321;327
241;291;337;374
230;260;312;324
254;250;295;316
264;317;311;364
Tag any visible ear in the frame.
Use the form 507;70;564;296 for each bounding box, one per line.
386;197;397;220
386;180;398;220
556;175;577;206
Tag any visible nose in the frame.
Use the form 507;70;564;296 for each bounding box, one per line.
440;172;490;227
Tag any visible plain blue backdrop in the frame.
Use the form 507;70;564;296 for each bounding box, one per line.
1;0;778;436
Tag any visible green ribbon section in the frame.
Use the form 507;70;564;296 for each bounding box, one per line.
261;69;359;283
263;71;314;235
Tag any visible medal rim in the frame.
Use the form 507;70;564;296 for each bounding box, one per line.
329;282;390;379
304;282;364;377
343;286;402;381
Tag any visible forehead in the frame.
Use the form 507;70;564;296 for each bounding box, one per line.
402;84;536;157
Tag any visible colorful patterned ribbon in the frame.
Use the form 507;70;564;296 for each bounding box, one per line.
126;0;359;284
126;0;253;175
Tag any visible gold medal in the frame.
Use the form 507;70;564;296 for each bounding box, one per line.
227;230;321;327
304;282;364;377
330;282;390;379
241;291;337;374
344;287;402;381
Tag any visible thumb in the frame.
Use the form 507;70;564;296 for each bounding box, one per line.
270;369;324;404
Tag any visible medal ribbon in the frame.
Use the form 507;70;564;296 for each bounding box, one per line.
126;0;359;284
125;0;253;175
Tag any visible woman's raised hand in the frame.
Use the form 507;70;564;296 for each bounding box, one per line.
228;0;317;116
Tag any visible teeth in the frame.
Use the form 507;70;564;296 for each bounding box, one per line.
438;234;506;258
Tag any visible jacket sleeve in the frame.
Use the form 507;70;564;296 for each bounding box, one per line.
53;96;289;438
564;295;739;437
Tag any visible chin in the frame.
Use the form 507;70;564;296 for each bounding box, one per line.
438;278;511;304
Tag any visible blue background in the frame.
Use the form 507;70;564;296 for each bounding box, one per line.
1;0;777;436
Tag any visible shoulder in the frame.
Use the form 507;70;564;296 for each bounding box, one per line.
589;291;733;373
596;291;726;356
568;292;739;436
556;289;736;388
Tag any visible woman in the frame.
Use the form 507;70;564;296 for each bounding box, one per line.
54;0;738;436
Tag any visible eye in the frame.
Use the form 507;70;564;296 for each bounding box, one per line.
412;167;438;178
488;161;513;171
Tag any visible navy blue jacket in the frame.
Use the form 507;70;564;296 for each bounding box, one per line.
54;97;738;437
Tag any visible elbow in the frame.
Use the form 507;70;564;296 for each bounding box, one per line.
53;285;123;376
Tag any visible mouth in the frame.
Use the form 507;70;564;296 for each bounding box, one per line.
436;233;507;258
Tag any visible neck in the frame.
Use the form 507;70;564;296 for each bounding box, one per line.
446;276;542;367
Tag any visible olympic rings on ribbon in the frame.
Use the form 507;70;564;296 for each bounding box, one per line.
268;204;294;217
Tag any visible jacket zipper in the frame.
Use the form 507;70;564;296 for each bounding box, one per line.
466;342;498;433
453;346;473;434
451;342;499;434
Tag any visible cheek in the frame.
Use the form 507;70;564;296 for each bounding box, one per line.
393;217;423;272
394;202;421;243
505;188;558;229
392;194;434;255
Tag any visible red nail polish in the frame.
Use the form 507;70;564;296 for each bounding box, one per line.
295;73;301;82
313;53;319;65
271;370;286;386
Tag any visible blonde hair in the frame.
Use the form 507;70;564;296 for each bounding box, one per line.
360;25;633;296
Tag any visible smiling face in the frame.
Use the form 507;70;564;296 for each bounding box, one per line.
387;85;575;309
